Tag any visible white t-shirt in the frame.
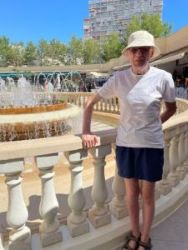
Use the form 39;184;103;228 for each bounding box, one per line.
97;66;175;148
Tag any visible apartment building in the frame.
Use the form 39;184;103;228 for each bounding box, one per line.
83;0;163;41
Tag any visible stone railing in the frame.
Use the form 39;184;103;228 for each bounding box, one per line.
0;95;188;250
53;92;188;115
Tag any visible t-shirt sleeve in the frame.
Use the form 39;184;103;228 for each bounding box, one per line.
162;72;176;102
97;74;117;99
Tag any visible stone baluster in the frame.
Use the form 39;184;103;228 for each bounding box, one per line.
183;125;188;173
94;100;100;112
108;99;112;113
110;98;114;113
167;133;179;187
110;167;127;219
182;125;188;163
104;99;108;112
176;126;186;179
115;97;119;113
158;131;172;195
1;159;31;250
82;95;87;109
36;154;62;247
109;144;127;219
77;94;82;107
89;145;112;228
65;149;89;237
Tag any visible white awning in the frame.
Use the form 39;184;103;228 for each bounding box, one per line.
151;52;185;66
89;72;110;77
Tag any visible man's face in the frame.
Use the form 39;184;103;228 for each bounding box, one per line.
126;47;154;67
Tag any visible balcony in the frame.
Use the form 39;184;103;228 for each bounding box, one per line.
0;93;188;250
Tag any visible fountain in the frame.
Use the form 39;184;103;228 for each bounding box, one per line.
0;76;82;141
34;71;88;92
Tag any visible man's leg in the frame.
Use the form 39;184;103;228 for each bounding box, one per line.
138;180;155;249
124;178;140;248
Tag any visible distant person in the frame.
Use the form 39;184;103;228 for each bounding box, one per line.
82;30;176;250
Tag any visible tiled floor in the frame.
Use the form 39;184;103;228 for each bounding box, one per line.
151;198;188;250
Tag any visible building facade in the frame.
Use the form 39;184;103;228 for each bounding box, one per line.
83;0;163;41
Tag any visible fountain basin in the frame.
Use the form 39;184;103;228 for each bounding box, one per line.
0;104;82;141
0;102;67;114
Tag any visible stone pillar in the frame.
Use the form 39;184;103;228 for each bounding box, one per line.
65;149;89;237
2;159;31;250
183;126;188;173
168;134;179;187
158;132;172;195
88;145;112;228
110;167;127;219
176;127;186;179
37;154;62;247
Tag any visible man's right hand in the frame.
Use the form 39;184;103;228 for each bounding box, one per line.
82;133;98;148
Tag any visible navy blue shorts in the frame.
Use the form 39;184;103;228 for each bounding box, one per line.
116;146;164;182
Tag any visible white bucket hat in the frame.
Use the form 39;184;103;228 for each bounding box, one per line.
122;30;160;58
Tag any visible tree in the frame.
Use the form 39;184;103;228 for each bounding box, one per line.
82;39;100;64
6;43;25;66
124;13;172;42
23;42;37;65
67;37;83;64
48;39;67;64
0;36;11;66
102;33;123;62
37;39;50;66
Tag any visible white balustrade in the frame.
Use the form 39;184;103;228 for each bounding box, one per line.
0;97;187;249
176;126;186;179
168;133;179;187
158;131;172;195
110;167;127;218
88;145;112;228
36;154;62;247
65;149;89;237
0;159;31;250
183;125;188;172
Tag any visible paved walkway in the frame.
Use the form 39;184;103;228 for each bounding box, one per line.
151;198;188;250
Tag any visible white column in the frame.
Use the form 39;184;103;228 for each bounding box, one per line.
36;154;62;247
2;159;31;250
168;134;179;187
89;145;112;228
158;133;172;195
65;149;89;237
109;167;127;219
183;126;188;173
176;127;186;179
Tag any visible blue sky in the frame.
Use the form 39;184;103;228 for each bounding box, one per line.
0;0;187;45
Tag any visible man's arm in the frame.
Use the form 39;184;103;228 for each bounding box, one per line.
82;93;102;148
160;101;177;123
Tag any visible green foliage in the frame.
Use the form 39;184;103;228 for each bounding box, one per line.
48;39;67;62
125;13;172;39
23;42;37;65
101;33;123;62
67;36;83;64
83;39;100;64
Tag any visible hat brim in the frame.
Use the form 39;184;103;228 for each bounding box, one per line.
122;40;160;58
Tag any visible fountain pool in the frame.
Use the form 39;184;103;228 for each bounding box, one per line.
0;77;82;142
